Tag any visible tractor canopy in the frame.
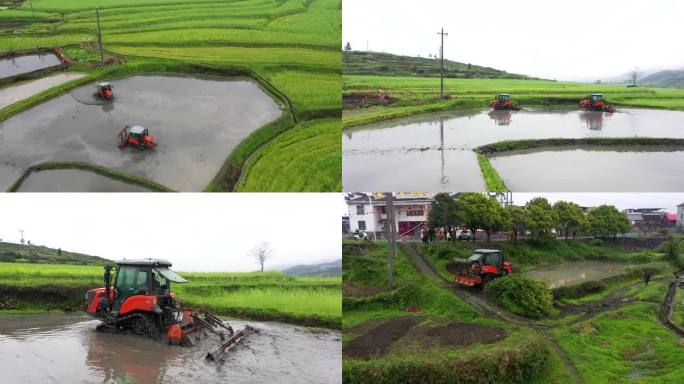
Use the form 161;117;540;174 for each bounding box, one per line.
129;125;147;135
590;94;603;102
498;94;511;102
156;267;188;283
468;249;503;264
97;82;112;90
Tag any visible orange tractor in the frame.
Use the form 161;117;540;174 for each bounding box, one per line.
453;249;512;287
85;259;253;361
118;125;157;150
96;82;113;101
490;94;521;111
579;93;615;113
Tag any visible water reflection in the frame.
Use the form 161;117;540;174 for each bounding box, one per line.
579;111;605;130
488;110;513;126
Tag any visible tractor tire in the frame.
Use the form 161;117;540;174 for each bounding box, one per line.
129;313;161;339
482;274;494;285
130;314;148;335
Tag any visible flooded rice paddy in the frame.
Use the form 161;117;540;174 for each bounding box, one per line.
343;108;684;191
0;314;341;384
0;53;62;79
522;261;633;288
490;147;684;191
0;75;282;191
0;72;86;110
15;169;152;192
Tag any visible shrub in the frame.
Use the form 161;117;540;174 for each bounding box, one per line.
485;275;554;319
591;238;604;247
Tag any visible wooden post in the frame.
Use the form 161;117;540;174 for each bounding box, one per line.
385;193;395;289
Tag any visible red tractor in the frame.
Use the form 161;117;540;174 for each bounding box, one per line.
490;94;521;111
118;125;157;150
453;249;512;287
579;93;615;113
85;259;253;360
96;81;113;101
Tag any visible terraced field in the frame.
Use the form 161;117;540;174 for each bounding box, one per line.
0;0;341;191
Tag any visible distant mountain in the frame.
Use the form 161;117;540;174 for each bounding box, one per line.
343;50;536;80
0;241;109;265
639;70;684;89
282;259;341;277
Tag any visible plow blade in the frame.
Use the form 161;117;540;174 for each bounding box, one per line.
206;325;256;361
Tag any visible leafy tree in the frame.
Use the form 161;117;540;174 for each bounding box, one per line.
554;201;586;239
459;193;506;243
524;197;558;240
505;205;526;244
662;239;684;272
587;205;631;239
427;193;461;228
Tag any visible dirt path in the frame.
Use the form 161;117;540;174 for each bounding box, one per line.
401;242;587;384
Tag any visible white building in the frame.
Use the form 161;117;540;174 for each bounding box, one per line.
678;203;684;228
345;193;434;238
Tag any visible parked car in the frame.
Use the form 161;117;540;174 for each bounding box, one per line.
456;229;473;240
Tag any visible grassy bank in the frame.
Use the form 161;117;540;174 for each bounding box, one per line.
0;0;341;192
0;262;341;328
342;75;684;127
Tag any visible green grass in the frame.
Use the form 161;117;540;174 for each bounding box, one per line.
343;75;684;126
0;0;341;192
549;301;684;383
0;262;341;327
477;153;507;192
239;118;341;191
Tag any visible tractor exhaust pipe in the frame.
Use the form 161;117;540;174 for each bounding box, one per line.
104;265;112;298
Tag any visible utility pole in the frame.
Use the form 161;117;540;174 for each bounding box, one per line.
385;193;395;289
19;229;24;244
96;7;104;65
29;0;35;18
437;28;448;99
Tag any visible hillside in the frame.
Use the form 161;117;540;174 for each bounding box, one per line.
0;241;108;265
343;50;534;79
640;69;684;89
282;259;341;277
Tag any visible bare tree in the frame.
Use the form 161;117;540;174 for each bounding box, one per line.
248;241;272;272
344;42;352;51
630;68;640;87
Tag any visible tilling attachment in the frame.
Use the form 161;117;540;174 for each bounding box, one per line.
206;325;256;361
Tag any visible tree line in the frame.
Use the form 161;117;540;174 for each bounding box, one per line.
428;193;631;243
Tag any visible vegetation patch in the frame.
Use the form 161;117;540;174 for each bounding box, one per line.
475;137;684;154
477;153;508;192
485;275;555;319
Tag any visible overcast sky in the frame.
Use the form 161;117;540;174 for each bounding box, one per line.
343;0;684;81
0;194;340;272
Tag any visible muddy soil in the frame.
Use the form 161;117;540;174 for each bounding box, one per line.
0;53;61;79
15;168;152;192
0;74;282;191
0;314;341;384
343;317;424;359
343;108;684;191
0;72;86;110
490;147;684;191
391;321;507;352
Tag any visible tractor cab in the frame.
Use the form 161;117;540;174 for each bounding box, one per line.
590;94;603;104
96;81;113;100
110;259;187;312
497;94;511;104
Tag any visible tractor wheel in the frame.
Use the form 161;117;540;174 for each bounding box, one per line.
482;274;494;285
130;315;148;335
